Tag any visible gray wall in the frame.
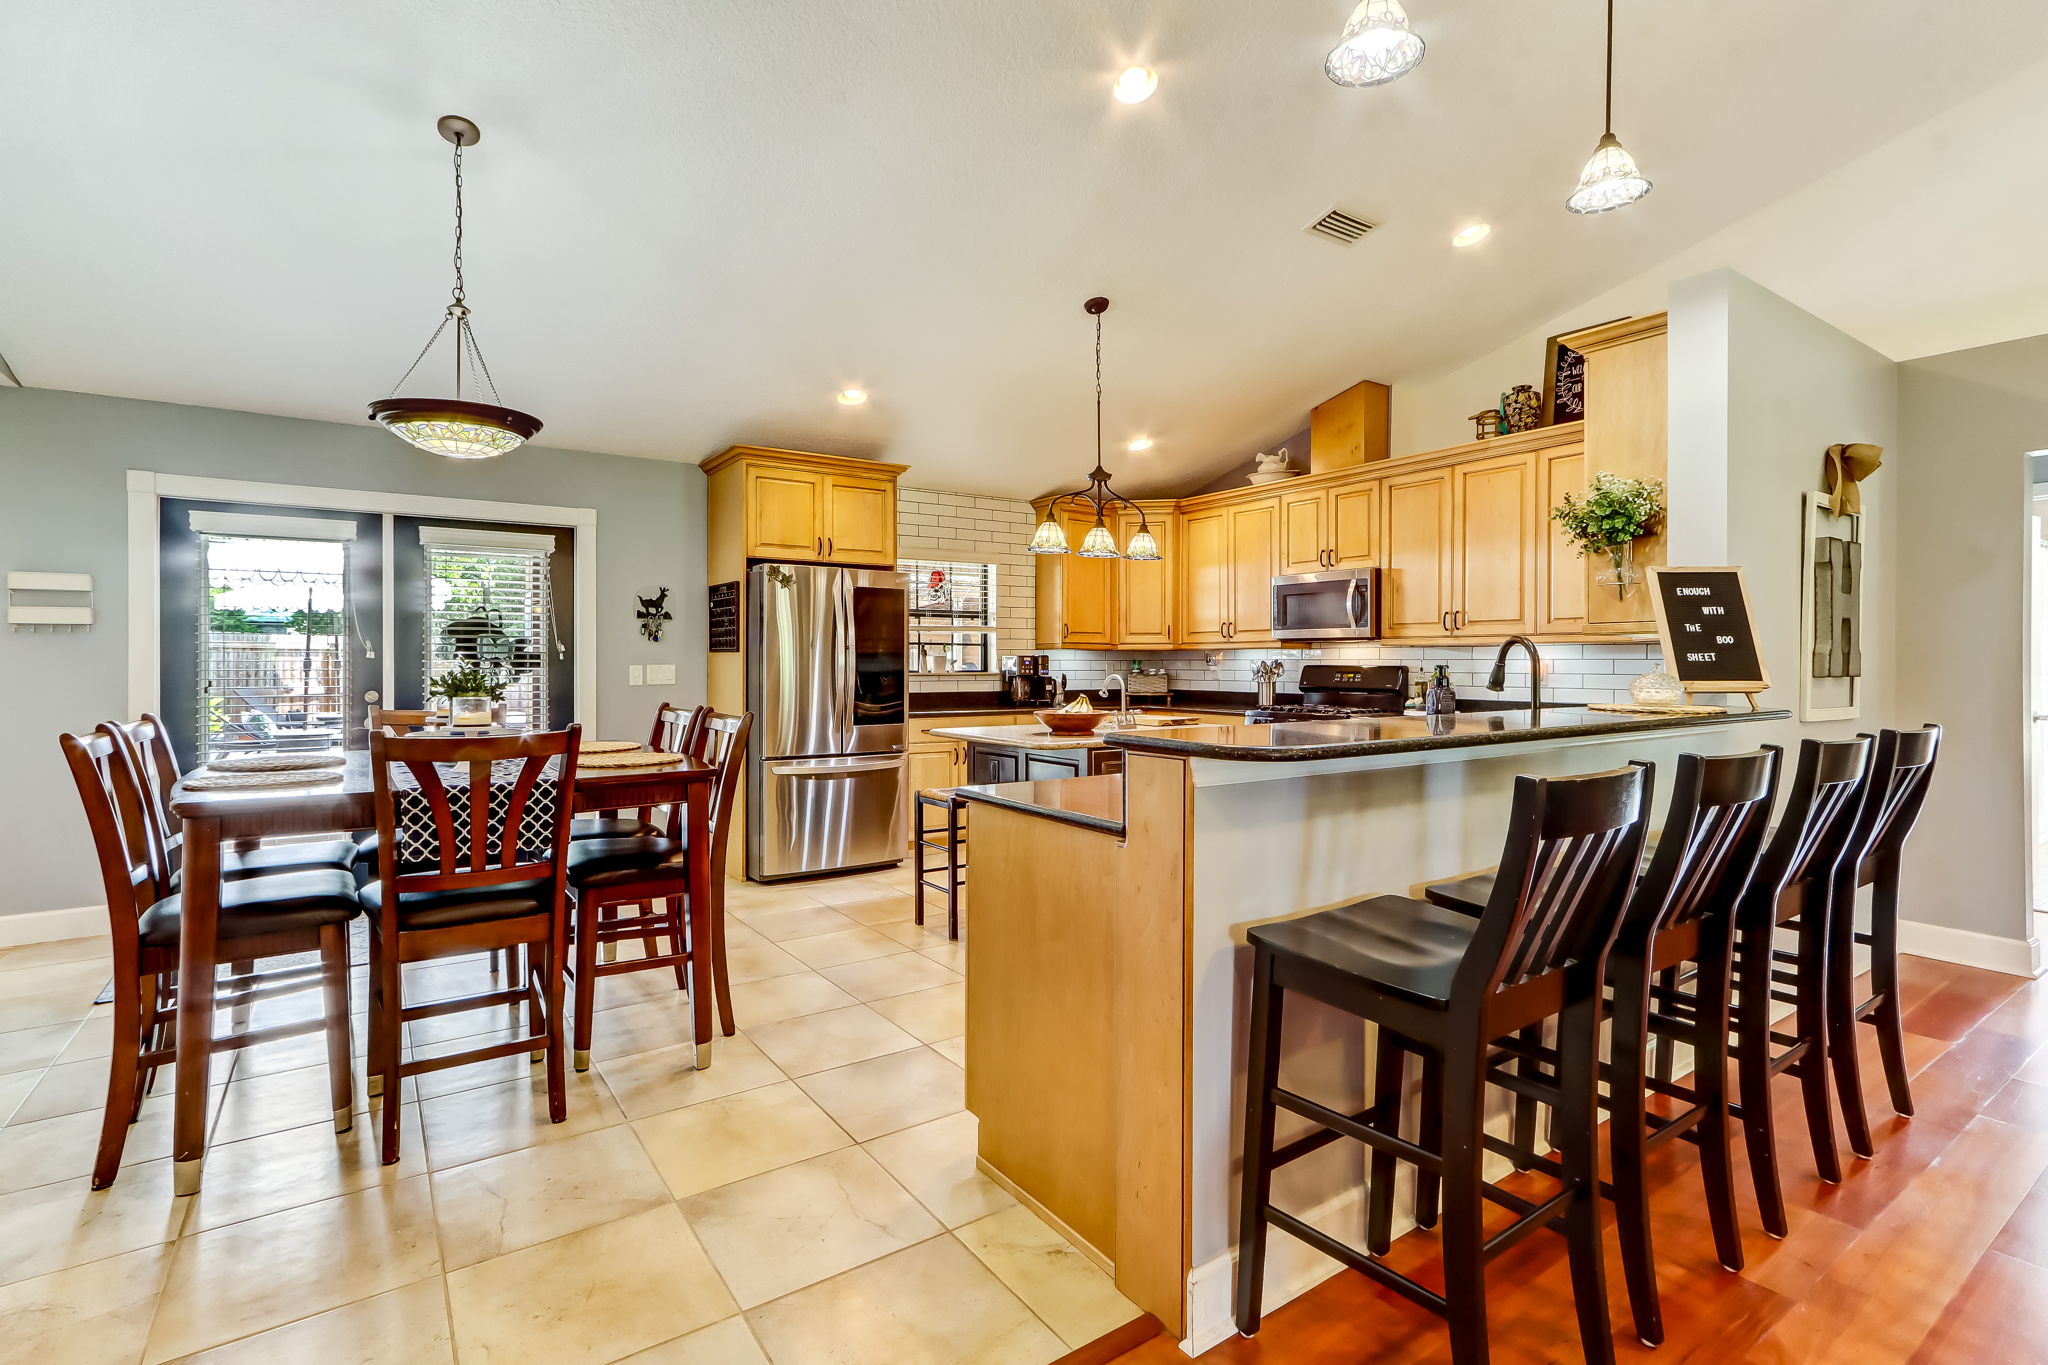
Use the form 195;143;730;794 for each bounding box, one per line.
0;387;705;917
1895;339;2048;944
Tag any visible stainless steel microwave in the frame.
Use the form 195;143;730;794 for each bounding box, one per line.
1271;568;1381;640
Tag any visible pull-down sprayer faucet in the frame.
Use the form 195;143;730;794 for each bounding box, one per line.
1487;636;1543;718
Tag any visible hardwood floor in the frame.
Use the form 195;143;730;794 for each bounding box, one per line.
1094;954;2048;1365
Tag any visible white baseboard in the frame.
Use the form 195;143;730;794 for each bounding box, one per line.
1181;1185;1380;1357
0;905;106;948
1899;919;2041;978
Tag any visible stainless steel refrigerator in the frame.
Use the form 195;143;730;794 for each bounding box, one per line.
746;563;910;881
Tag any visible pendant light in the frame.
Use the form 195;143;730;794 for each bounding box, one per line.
1565;0;1653;214
1325;0;1425;88
368;116;543;459
1027;298;1160;562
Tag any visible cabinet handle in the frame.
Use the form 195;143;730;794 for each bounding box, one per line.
1456;610;1465;630
1062;624;1069;640
826;537;835;556
1440;611;1451;633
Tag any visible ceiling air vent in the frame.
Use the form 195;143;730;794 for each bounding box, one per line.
1304;207;1377;245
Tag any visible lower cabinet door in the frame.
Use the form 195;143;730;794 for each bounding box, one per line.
1089;748;1126;776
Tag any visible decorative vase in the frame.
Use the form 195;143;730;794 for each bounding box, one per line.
1503;384;1541;433
1629;671;1686;707
1593;541;1643;599
451;695;493;729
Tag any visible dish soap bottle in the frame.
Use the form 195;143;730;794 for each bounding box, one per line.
1423;664;1457;716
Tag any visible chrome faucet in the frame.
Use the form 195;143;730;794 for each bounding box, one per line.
1486;636;1543;717
1101;672;1132;728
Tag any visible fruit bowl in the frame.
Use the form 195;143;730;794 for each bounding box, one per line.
1034;709;1107;736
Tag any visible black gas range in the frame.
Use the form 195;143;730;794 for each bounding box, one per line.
1244;664;1410;723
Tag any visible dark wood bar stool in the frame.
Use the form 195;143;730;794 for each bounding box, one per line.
564;710;749;1069
62;727;359;1187
913;788;967;941
361;726;583;1165
1424;748;1782;1345
1827;724;1941;1149
1236;764;1650;1365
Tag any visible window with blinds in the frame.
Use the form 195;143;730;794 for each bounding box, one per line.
420;526;557;729
905;558;997;675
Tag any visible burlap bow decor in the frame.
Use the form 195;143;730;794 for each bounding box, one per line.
1822;443;1883;517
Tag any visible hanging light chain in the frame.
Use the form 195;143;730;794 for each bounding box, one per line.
1603;0;1615;135
451;139;467;306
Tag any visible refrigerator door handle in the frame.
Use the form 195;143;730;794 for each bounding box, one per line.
766;755;908;778
834;571;856;753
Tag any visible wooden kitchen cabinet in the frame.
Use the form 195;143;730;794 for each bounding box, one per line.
1534;440;1588;635
1115;503;1177;646
1177;506;1231;644
1034;503;1117;647
1309;379;1391;472
1177;497;1277;643
1380;467;1454;638
1278;483;1380;574
1561;313;1668;634
704;445;907;568
1449;450;1534;636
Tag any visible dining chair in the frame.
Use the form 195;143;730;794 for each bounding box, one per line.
368;708;436;733
110;713;359;883
61;726;359;1187
569;702;705;841
563;709;750;1070
360;725;582;1165
1237;764;1650;1365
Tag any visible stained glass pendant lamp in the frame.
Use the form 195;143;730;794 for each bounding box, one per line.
368;116;543;459
1325;0;1425;88
1566;0;1653;214
1027;298;1160;562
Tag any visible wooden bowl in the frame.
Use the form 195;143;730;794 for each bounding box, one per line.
1034;709;1107;736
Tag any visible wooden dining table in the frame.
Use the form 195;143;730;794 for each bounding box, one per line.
166;746;718;1195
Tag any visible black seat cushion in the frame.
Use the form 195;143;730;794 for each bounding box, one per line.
571;816;661;841
567;836;685;890
1248;894;1478;1006
140;869;361;949
358;878;555;932
221;838;359;881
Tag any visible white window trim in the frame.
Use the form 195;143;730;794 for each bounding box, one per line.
189;510;361;541
417;524;560;554
127;470;599;732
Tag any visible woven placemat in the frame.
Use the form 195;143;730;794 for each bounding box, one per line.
184;768;346;790
575;749;681;769
1586;702;1728;716
206;752;348;773
580;740;646;754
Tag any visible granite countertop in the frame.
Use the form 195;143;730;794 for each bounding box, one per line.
954;773;1126;836
928;713;1218;750
1103;707;1792;762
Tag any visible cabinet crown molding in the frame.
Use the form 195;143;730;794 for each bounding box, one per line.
700;444;911;478
1557;311;1668;355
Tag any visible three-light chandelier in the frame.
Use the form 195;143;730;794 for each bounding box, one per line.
1028;297;1160;562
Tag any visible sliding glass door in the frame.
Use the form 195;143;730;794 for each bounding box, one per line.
159;499;574;760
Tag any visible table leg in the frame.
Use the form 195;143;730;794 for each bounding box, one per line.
685;780;714;1070
174;815;223;1195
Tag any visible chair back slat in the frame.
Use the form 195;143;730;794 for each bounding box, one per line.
60;729;160;954
1619;748;1780;951
1847;725;1940;873
676;710;753;880
1465;764;1650;999
1743;737;1871;924
650;703;707;755
370;708;436;734
370;727;581;896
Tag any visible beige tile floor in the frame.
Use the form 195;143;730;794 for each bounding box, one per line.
0;865;1141;1365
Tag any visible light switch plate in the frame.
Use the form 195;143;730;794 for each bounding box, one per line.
627;665;645;686
647;663;677;686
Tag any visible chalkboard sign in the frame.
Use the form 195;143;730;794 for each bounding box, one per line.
707;580;741;653
1648;566;1769;702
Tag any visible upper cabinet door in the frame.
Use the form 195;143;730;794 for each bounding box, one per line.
1534;443;1588;635
745;467;826;559
1116;508;1176;646
1329;481;1379;567
823;476;896;565
1452;452;1534;636
1277;490;1328;575
1381;469;1453;638
1057;508;1117;645
1227;498;1279;639
1178;507;1231;643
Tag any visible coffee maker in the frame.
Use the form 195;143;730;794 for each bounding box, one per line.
1002;655;1062;707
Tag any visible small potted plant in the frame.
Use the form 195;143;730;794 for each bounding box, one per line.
1551;472;1665;598
429;662;511;728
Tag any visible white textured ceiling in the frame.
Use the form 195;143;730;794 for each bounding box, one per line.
4;2;2044;496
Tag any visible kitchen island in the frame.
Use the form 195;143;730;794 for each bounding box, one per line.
927;712;1214;785
952;707;1789;1351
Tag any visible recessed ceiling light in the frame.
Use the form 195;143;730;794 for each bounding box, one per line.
1113;66;1158;104
1451;223;1491;248
836;388;868;406
1127;436;1154;452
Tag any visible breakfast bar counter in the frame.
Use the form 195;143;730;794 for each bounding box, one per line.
960;706;1789;1350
